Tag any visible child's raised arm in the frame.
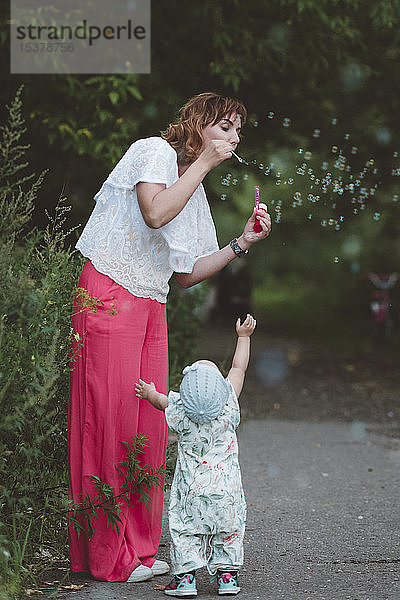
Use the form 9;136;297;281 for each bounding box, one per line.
135;379;169;411
227;314;256;398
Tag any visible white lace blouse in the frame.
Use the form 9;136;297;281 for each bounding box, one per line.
76;137;219;303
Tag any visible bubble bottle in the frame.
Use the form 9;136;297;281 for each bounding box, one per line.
253;186;268;232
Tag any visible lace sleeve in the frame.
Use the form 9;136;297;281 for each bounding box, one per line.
104;137;178;190
160;185;219;273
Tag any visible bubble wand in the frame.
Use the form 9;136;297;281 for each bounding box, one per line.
231;151;249;165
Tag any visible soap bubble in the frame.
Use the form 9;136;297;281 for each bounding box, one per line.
376;127;391;145
256;348;288;387
350;421;367;442
341;63;368;91
224;108;395;250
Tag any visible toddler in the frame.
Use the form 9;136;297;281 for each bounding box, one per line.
135;314;256;596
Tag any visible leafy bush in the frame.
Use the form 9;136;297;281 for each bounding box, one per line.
0;88;84;597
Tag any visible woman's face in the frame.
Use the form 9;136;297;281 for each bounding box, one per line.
201;112;242;150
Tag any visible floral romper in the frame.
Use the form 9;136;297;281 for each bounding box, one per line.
165;379;246;575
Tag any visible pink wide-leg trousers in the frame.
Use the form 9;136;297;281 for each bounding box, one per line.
68;261;168;581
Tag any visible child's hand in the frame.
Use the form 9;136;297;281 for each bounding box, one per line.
135;378;156;399
236;314;256;337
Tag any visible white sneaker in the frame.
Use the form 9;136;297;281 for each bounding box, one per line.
127;564;154;582
151;559;170;575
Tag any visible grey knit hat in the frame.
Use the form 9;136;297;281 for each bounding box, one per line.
179;361;230;424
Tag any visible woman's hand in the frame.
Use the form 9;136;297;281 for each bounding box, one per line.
197;139;235;171
174;206;271;289
137;139;233;229
238;207;272;250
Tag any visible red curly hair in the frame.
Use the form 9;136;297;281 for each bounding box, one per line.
161;92;247;165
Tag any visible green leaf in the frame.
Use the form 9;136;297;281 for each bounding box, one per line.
127;86;143;101
108;91;119;105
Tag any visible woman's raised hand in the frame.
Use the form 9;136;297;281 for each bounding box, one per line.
198;139;235;170
238;207;272;250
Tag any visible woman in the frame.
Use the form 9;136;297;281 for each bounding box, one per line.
68;92;271;583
